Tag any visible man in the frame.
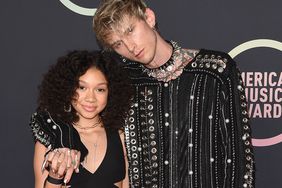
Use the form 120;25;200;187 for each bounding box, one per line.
93;0;255;187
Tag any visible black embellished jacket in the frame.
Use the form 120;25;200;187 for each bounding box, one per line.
123;49;255;188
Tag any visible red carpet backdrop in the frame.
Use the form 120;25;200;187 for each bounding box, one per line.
0;0;281;187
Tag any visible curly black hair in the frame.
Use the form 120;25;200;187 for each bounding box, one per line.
37;50;133;130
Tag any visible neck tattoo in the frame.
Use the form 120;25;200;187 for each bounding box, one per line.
142;41;195;82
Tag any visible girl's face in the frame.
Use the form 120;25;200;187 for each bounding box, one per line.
71;67;108;123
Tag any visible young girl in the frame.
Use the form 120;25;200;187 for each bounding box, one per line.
30;50;132;188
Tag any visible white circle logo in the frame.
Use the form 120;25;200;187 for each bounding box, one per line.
228;39;282;147
228;39;282;58
59;0;96;16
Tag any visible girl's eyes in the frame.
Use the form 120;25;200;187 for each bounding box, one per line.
78;86;86;90
96;88;107;92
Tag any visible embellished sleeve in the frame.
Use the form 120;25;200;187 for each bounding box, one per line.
220;56;255;188
29;111;88;162
29;111;54;148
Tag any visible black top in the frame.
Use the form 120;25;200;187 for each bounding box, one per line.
29;111;125;188
69;129;125;188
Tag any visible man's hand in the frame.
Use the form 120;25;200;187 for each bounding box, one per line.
44;148;81;184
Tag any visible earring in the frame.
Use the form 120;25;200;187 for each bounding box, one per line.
64;104;72;112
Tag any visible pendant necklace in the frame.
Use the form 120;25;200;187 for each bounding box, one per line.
80;132;101;167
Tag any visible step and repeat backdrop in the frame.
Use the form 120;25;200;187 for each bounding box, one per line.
1;0;281;187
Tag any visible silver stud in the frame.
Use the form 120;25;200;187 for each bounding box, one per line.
175;130;178;135
52;125;57;130
133;174;139;180
225;119;230;123
134;103;138;107
132;146;137;151
167;65;173;71
242;110;248;115
129;117;135;123
47;119;51;123
129;124;135;130
165;113;169;117
208;115;213;119
150;133;156;139
165;122;169;127
149;126;155;132
189;143;193;147
210;158;214;162
189;128;193;133
243;118;248;123
151;141;156;146
129;109;134;115
242;135;247;141
243;183;247;188
132;153;138;159
151;148;157;154
212;64;217;69
130;131;136;137
149;119;155;125
152;155;157;161
237;85;243;91
218;67;224;73
227;159;232;163
244;174;249;179
164;160;169;165
164;83;169;87
137;147;142;151
189;170;193;175
190;95;194;100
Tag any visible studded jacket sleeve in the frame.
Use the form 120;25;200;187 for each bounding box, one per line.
29;111;88;160
220;55;255;188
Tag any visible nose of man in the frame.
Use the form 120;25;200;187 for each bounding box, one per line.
124;39;136;54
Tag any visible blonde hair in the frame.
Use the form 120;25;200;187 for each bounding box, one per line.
93;0;147;49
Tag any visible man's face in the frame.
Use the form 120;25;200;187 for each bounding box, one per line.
106;11;157;67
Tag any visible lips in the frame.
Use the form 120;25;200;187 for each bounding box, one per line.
82;105;97;112
135;49;144;58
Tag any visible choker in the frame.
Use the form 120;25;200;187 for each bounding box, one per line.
142;41;193;82
72;117;102;130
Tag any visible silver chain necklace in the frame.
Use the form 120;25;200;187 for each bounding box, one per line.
142;41;193;82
